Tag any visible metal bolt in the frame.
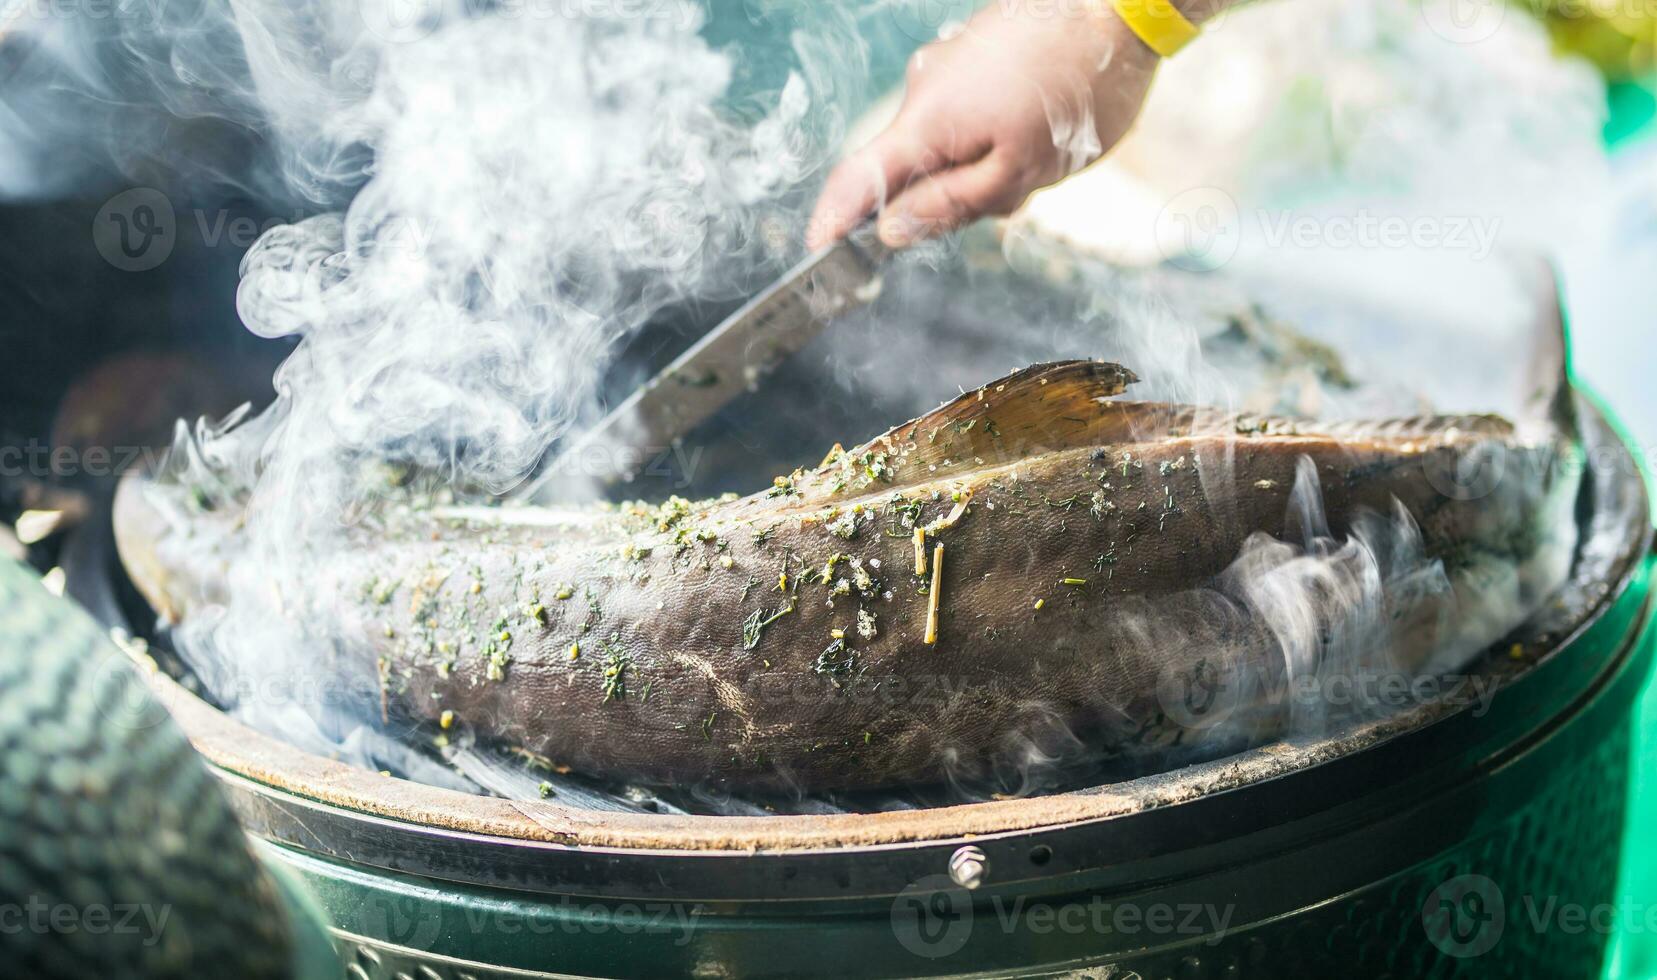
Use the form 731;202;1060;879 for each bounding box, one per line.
948;844;987;889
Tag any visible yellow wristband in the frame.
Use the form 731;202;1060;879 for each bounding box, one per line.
1109;0;1200;58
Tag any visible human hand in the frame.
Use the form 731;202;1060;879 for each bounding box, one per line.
807;2;1187;250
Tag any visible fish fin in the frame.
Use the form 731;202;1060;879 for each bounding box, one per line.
1314;413;1515;441
114;472;191;623
1522;259;1576;438
797;360;1167;499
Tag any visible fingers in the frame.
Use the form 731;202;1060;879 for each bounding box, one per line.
877;153;1024;248
805;126;934;251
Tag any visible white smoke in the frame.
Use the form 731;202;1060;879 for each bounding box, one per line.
1;0;874;761
212;9;844;754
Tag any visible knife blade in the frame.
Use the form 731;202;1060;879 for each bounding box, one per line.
553;227;888;487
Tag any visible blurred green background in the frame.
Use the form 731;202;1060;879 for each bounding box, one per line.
1580;67;1657;980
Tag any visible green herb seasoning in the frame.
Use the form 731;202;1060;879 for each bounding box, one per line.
812;638;857;687
742;604;794;650
601;637;630;702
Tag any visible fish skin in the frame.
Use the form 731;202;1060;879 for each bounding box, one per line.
116;361;1581;792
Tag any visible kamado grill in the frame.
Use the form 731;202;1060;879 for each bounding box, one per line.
6;175;1654;979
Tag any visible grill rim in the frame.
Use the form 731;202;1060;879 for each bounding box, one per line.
113;397;1643;862
107;393;1653;889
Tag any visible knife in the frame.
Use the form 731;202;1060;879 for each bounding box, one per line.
553;225;889;487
